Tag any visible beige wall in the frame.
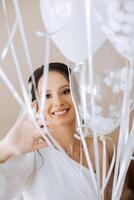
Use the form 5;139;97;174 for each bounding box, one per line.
0;0;130;151
0;0;67;138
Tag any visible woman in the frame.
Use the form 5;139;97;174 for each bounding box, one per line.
0;62;109;200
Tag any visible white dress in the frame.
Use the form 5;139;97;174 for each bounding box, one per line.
0;146;97;200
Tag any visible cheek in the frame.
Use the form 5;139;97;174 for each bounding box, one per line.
68;97;75;110
70;101;76;117
66;94;73;104
67;98;75;114
72;106;76;118
44;102;51;118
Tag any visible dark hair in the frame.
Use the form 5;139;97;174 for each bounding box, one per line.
28;62;71;170
28;62;71;102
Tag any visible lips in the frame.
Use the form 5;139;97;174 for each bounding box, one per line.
51;108;70;116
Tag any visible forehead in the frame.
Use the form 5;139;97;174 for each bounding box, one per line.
38;71;69;92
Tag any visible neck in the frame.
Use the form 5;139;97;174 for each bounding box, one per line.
49;122;76;152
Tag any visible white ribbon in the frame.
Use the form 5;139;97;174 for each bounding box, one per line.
0;19;18;61
0;67;24;108
112;61;134;199
101;136;116;196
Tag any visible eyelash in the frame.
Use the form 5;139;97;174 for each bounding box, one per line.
46;94;52;99
62;88;70;95
46;88;70;99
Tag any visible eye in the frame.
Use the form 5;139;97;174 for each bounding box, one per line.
62;88;70;95
46;93;52;99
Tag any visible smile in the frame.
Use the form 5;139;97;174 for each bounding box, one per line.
51;108;70;116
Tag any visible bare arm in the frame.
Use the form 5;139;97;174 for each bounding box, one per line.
0;139;13;163
0;113;48;199
0;112;48;163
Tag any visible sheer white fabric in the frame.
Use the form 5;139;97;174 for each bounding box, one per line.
0;152;35;199
0;146;97;200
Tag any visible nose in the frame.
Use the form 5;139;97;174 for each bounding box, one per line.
53;94;64;108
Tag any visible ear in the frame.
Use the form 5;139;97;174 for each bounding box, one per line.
32;100;39;113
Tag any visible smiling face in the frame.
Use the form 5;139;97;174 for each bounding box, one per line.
37;71;76;126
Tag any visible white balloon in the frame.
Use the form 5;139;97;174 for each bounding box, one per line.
40;0;106;63
96;0;134;60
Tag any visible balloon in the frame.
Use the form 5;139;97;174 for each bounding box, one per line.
40;0;106;63
71;62;134;135
96;0;134;61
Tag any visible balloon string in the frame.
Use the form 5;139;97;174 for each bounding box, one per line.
1;0;57;150
12;0;63;151
2;0;33;116
39;35;63;151
85;0;101;196
0;67;24;108
80;141;83;176
37;32;67;151
112;71;129;196
79;64;98;192
40;36;49;119
124;60;134;144
112;60;134;199
70;65;97;191
113;119;134;199
81;135;97;192
101;137;106;200
0;19;17;61
101;137;116;195
12;0;40;109
122;61;134;151
69;65;97;193
2;0;57;149
1;0;59;150
12;0;65;152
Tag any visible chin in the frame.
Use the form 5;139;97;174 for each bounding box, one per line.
52;117;75;126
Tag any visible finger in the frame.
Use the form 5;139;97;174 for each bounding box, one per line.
40;137;46;142
34;118;50;131
34;141;48;150
32;101;38;112
34;112;40;121
15;112;31;129
42;126;53;134
38;118;49;125
19;112;29;122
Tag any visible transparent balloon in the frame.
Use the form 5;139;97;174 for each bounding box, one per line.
95;0;134;61
71;62;134;136
40;0;106;63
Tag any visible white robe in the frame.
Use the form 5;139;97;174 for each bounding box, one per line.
0;146;97;200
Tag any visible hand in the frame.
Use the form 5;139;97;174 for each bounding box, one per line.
3;112;48;157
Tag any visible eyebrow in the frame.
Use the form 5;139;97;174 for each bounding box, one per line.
46;84;70;92
59;84;70;89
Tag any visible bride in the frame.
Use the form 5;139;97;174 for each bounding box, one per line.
0;62;109;200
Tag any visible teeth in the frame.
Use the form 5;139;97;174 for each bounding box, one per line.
54;109;68;116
